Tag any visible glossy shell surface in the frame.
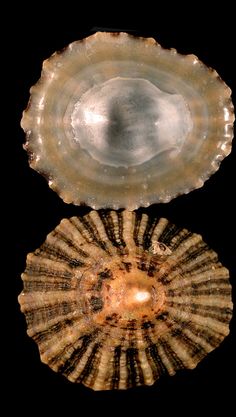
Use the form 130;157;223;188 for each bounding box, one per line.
21;32;234;209
18;210;233;390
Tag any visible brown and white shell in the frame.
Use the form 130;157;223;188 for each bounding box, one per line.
21;32;234;209
18;210;232;390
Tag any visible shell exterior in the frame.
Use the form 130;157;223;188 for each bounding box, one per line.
18;210;232;390
21;32;234;209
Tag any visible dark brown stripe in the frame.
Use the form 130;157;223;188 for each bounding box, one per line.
177;256;220;275
168;242;210;275
158;338;185;370
142;216;160;250
167;301;232;323
180;242;209;264
98;210;126;251
126;347;144;388
159;274;172;285
25;301;77;327
148;257;162;276
137;255;149;271
121;261;132;272
155;311;169;321
111;346;121;389
33;317;78;344
159;249;218;284
158;223;183;247
145;341;167;379
117;211;127;250
25;263;73;279
168;316;225;348
133;211;142;247
37;242;84;268
167;277;230;295
168;288;231;297
82;214;112;253
93;268;114;291
57;331;98;374
170;327;206;359
76;343;101;383
98;211;119;248
98;269;113;279
70;216;108;254
90;296;103;312
188;323;226;347
181;253;222;276
53;226;89;258
167;230;192;250
142;321;155;330
119;319;138;331
23;279;72;292
137;252;151;272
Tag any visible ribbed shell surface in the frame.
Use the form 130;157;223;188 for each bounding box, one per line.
19;210;232;390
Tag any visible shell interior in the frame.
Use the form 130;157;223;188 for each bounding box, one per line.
21;32;234;209
18;210;233;390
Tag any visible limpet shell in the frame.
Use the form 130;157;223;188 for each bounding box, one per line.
21;32;234;209
18;210;232;390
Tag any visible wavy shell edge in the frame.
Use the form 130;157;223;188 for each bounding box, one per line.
21;32;235;209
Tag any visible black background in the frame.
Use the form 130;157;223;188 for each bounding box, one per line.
15;8;235;414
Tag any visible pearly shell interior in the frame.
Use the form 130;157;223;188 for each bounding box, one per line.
18;210;232;390
21;32;234;209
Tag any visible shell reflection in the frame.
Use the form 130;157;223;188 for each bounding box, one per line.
18;210;232;390
21;32;234;209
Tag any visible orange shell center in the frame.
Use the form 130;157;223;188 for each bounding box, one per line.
80;261;166;326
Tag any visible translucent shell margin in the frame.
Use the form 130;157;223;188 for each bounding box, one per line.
21;32;234;209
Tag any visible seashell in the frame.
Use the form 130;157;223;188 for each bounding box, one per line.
18;210;232;390
21;32;234;209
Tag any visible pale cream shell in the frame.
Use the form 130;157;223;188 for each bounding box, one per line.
21;32;234;209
